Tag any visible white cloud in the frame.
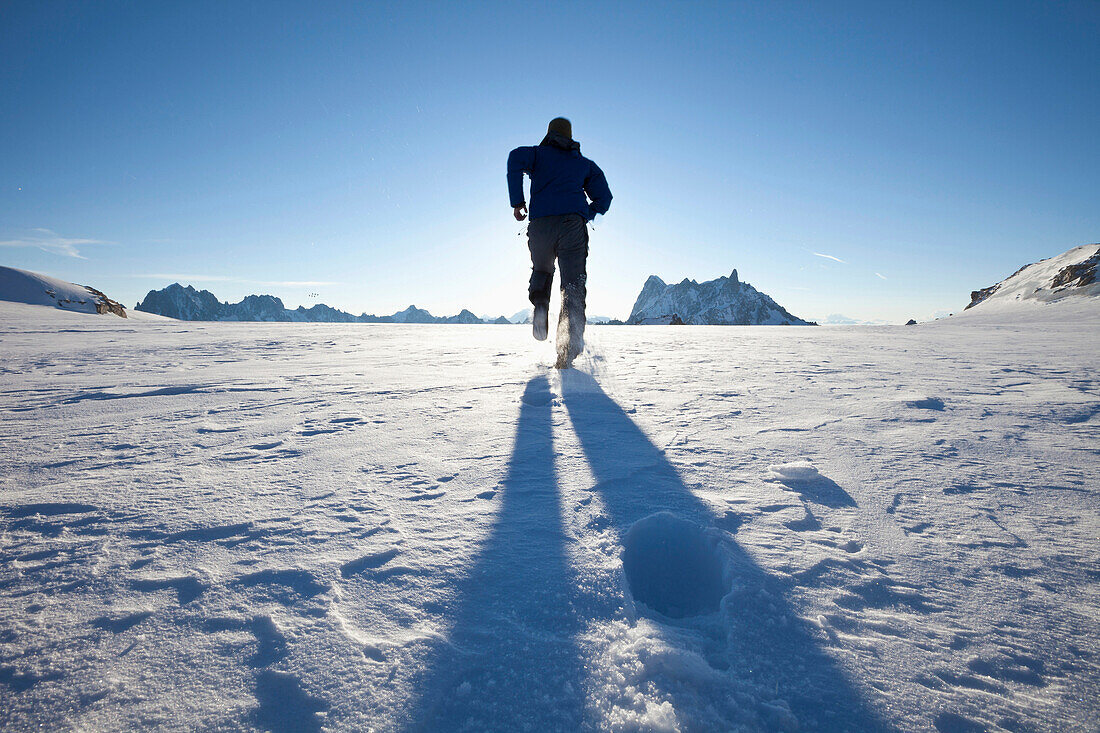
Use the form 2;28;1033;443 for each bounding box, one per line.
812;252;845;264
875;272;888;280
0;228;113;259
135;274;341;288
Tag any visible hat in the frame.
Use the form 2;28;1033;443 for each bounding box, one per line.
547;117;572;140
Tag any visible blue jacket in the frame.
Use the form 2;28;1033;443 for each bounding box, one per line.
508;134;612;221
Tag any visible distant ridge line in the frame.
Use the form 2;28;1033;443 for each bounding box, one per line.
135;283;517;324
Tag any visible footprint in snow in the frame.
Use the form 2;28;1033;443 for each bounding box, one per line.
622;512;727;619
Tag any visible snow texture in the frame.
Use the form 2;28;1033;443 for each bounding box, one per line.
0;299;1098;732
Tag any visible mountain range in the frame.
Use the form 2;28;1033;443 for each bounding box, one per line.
135;273;809;326
9;244;1098;325
135;284;513;324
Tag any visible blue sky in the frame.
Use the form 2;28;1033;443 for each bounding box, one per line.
2;1;1097;322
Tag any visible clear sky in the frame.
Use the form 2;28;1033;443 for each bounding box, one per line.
2;1;1097;323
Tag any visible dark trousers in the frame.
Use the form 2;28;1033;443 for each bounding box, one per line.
528;213;589;361
527;213;588;308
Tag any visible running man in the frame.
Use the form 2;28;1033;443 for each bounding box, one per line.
508;117;612;368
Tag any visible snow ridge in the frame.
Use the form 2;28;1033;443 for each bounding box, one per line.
627;269;814;325
966;243;1100;311
0;265;126;317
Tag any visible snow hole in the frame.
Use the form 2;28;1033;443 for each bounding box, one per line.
622;512;726;619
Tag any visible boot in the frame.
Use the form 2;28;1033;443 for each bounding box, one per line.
532;303;549;341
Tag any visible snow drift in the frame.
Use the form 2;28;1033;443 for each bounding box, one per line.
0;265;126;317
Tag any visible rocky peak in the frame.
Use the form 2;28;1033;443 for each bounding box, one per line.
628;268;813;326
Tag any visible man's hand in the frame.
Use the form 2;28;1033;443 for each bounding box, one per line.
513;204;528;221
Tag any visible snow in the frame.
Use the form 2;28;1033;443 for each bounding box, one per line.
0;265;117;315
965;243;1100;312
766;462;824;482
1;300;1098;731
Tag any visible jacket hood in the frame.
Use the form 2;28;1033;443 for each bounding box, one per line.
539;131;581;152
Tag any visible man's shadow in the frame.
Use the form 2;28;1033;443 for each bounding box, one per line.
560;370;889;732
403;375;586;731
405;373;890;731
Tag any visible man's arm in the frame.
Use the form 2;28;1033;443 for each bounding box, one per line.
507;146;536;211
584;161;612;220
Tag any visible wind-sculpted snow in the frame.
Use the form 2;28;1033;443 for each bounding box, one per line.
0;302;1098;731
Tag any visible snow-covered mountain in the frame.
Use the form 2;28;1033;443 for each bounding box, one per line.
508;308;532;324
136;283;512;324
0;265;127;317
965;243;1100;312
628;269;814;325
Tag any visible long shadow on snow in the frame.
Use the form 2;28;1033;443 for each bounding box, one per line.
561;369;891;732
402;376;586;731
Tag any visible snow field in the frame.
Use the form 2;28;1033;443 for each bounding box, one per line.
0;303;1098;731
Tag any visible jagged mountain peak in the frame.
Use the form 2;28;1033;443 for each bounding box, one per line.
136;285;516;324
628;269;812;326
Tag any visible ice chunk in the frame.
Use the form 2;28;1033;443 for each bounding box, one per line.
767;462;822;482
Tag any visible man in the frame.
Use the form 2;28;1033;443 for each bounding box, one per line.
508;117;612;368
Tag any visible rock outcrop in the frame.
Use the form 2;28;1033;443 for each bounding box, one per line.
627;270;813;325
965;244;1100;310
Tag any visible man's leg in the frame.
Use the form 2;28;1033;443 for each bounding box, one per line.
527;218;557;340
555;215;589;367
